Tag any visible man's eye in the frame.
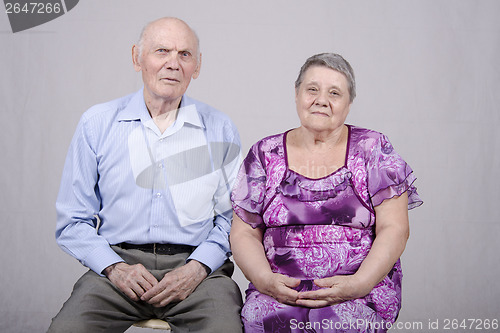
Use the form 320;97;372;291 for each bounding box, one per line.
181;51;191;57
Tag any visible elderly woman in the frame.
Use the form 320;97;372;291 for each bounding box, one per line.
230;53;422;333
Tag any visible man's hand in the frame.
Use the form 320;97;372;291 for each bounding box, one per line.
140;260;208;307
104;262;158;301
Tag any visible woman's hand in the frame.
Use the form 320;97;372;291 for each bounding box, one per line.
296;274;373;308
296;193;410;308
252;271;301;305
230;214;301;305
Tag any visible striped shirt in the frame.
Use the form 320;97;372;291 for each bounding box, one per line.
56;89;241;275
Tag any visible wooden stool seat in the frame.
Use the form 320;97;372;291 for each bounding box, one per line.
133;319;171;330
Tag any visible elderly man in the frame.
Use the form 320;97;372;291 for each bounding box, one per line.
48;17;243;333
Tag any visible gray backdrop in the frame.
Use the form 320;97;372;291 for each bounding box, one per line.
1;1;499;332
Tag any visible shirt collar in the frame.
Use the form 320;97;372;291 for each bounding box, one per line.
117;89;204;129
117;89;150;122
177;96;204;129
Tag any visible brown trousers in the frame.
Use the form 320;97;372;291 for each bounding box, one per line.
48;246;243;333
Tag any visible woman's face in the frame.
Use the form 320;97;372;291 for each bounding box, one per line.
295;65;352;134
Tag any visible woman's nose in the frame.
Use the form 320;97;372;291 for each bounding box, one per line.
314;91;329;106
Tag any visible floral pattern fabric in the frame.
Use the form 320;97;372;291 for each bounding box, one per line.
231;125;422;333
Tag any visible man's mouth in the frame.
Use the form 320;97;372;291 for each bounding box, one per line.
161;77;180;83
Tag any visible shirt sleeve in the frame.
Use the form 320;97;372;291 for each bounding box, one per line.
230;141;267;229
55;113;124;276
187;120;242;273
366;134;423;209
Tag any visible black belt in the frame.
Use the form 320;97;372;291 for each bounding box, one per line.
118;243;195;255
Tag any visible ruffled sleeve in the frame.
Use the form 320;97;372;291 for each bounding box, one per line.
366;134;423;209
231;142;267;229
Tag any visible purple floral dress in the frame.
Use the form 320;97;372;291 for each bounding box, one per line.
231;126;422;333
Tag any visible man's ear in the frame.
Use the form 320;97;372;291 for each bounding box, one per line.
132;45;141;72
192;53;202;79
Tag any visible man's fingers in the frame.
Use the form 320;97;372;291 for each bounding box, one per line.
129;281;149;299
142;279;190;305
126;266;156;298
105;262;160;302
143;270;159;287
137;268;158;292
141;261;207;306
148;290;174;307
136;279;154;295
141;276;170;302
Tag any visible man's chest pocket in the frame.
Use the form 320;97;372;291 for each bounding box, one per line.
169;172;220;227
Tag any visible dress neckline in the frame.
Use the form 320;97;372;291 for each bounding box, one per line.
283;125;352;181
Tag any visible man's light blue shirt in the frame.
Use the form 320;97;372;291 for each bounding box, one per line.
56;90;241;275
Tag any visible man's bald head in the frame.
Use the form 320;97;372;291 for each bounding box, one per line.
136;17;200;62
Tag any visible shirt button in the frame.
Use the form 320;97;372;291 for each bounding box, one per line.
155;193;162;198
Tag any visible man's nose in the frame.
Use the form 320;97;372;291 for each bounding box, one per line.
164;52;180;70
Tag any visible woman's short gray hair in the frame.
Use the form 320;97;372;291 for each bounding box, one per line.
295;53;356;102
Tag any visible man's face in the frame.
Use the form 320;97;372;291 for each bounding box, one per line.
133;19;201;106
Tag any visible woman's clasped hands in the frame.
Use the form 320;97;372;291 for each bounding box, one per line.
252;271;301;305
254;272;374;308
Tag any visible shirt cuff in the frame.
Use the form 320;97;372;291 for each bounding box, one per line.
83;245;125;276
188;241;228;275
